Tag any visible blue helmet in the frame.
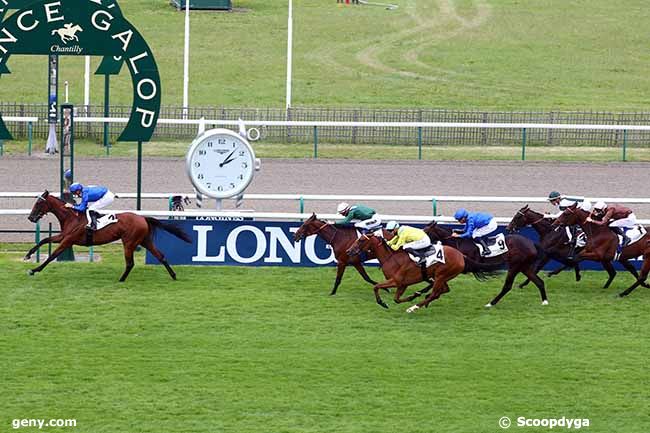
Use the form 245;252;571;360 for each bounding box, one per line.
69;183;83;193
64;169;72;180
454;208;469;221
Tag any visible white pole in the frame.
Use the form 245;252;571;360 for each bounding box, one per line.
182;0;190;118
285;0;293;110
64;80;69;103
84;56;90;113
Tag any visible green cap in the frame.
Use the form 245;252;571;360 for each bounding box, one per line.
548;191;561;200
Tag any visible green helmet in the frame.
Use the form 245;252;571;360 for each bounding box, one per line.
548;191;561;201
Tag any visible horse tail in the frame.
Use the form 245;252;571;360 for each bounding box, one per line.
145;217;192;243
462;256;504;281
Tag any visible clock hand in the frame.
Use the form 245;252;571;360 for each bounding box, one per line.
220;154;239;167
219;146;240;167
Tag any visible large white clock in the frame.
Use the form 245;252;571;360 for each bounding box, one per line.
186;128;260;199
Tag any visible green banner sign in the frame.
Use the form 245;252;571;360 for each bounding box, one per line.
0;0;161;142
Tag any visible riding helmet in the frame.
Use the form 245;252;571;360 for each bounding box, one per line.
385;220;400;231
69;183;83;193
337;202;350;214
593;200;607;210
64;169;72;180
548;191;561;201
454;208;469;221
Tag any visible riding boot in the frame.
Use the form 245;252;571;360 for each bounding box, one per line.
404;247;421;263
477;237;491;256
567;241;576;261
611;227;625;252
90;211;98;231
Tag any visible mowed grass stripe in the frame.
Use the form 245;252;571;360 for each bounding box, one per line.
1;246;649;432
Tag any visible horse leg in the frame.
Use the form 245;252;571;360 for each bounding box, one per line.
28;239;74;275
619;259;650;289
119;245;136;282
373;279;396;309
407;280;449;313
352;262;378;286
24;234;63;260
330;262;348;296
619;258;650;297
142;237;176;280
519;255;550;288
402;281;434;302
486;268;517;307
523;267;548;305
393;285;411;304
601;261;617;289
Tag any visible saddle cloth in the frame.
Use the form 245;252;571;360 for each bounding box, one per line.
618;225;647;247
95;213;119;230
475;233;508;258
565;226;587;248
408;242;445;266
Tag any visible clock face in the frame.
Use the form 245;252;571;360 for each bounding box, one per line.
186;129;256;199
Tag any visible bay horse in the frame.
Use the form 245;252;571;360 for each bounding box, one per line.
554;203;650;295
25;191;191;281
423;220;548;306
507;205;582;284
346;232;502;312
293;213;377;295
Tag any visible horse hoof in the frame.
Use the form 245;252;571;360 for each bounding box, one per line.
618;292;628;298
542;300;549;306
484;303;493;308
28;270;35;276
23;255;31;261
378;301;389;309
406;305;419;313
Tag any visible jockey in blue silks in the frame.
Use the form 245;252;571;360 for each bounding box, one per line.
65;183;115;230
452;208;498;256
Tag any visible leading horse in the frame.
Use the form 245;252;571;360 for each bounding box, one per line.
423;220;548;306
346;232;502;312
293;213;377;295
554;203;650;295
25;191;191;281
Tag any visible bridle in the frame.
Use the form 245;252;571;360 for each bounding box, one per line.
30;193;49;221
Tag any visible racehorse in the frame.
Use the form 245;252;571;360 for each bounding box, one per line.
25;191;191;281
507;205;582;284
554;203;650;295
51;24;83;44
346;232;502;312
423;220;548;306
293;213;377;295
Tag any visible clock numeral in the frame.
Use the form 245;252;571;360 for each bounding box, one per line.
217;186;224;192
238;174;244;180
194;161;201;168
230;183;235;189
241;162;248;169
207;142;213;148
206;182;211;188
239;151;245;156
198;150;206;156
218;139;226;145
197;173;204;180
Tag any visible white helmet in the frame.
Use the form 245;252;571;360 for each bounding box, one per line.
580;200;592;212
593;200;607;211
385;220;400;231
337;202;350;214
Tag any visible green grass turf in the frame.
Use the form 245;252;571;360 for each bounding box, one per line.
2;0;650;110
4;138;649;162
2;244;649;432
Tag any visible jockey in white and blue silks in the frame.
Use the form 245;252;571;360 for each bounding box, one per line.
66;183;115;229
452;208;498;256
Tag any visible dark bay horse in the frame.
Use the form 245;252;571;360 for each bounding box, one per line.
293;213;377;295
508;205;582;284
423;220;548;307
25;191;191;281
554;203;650;295
346;232;502;312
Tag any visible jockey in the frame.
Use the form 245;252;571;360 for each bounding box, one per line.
587;201;637;248
65;183;115;230
452;208;497;256
544;191;585;218
385;221;431;261
337;202;381;232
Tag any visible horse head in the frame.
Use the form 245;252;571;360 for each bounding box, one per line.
293;213;320;242
346;232;377;257
423;220;451;241
508;204;531;233
553;203;580;227
28;191;51;223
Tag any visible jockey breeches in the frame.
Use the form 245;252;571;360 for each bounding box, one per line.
403;236;431;251
609;213;637;229
354;217;382;230
472;218;498;238
88;191;115;211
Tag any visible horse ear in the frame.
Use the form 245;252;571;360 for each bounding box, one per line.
523;204;529;210
43;190;49;197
